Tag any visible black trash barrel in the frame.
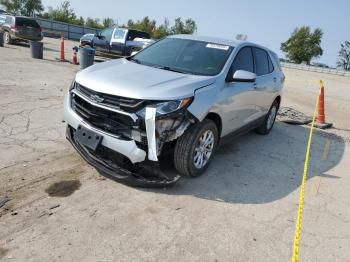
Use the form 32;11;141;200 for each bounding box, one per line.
29;41;43;59
80;47;95;69
0;32;4;47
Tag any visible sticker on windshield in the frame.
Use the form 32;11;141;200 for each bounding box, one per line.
206;43;230;50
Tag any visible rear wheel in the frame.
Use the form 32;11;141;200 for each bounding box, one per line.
174;119;219;177
4;31;12;44
256;100;278;135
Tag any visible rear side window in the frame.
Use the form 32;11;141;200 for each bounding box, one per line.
231;47;254;74
254;47;273;76
270;51;281;71
127;30;150;41
15;18;40;29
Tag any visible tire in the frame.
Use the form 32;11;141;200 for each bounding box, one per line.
4;31;12;45
256;100;279;135
174;119;219;177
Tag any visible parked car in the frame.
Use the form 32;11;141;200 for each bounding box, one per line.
0;15;42;44
80;27;153;57
64;35;284;187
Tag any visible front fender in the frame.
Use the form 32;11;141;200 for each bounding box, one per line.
187;83;219;121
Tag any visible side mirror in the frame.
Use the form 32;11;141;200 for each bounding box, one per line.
230;70;256;82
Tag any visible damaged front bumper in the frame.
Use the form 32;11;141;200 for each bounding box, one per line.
63;91;184;187
66;126;180;187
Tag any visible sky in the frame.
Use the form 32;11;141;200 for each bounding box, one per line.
41;0;350;67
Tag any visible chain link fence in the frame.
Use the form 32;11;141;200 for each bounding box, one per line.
35;17;101;41
281;62;350;77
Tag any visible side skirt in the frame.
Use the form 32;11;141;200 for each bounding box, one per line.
219;115;266;146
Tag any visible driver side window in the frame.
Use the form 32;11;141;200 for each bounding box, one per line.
100;28;113;42
230;47;254;75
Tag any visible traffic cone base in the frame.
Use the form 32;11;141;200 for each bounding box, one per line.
71;52;78;65
315;80;332;129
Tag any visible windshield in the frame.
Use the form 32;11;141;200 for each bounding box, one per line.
132;38;233;76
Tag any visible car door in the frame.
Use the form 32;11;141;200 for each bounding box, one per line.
94;28;113;53
219;46;260;135
252;47;277;116
110;28;127;56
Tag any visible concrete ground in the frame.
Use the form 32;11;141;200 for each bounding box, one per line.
0;37;350;262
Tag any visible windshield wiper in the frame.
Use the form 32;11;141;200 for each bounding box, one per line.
129;57;142;64
155;66;190;74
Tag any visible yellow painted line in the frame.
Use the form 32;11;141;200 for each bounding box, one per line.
292;83;321;262
322;139;331;161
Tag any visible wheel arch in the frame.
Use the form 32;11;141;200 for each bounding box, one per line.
204;112;222;138
274;95;281;109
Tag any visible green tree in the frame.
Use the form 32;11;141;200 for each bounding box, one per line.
22;0;43;16
39;1;87;26
152;18;170;39
47;1;77;23
102;17;115;28
85;17;103;29
0;0;43;16
170;18;197;35
281;26;323;64
337;41;350;71
127;16;156;36
126;17;197;39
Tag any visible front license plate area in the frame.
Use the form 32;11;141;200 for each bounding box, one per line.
75;125;103;151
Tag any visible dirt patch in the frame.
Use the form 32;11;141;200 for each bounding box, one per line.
45;180;81;197
0;247;9;259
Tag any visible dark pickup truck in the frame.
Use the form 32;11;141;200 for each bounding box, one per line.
80;27;154;57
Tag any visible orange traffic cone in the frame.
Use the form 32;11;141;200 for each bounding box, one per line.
315;80;332;129
60;33;65;61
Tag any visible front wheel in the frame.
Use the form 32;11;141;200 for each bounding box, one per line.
256;100;278;135
174;119;219;177
4;31;12;44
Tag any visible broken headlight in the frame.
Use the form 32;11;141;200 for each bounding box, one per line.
137;98;192;118
69;80;76;91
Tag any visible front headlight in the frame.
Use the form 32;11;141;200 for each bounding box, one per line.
137;98;192;118
69;80;76;91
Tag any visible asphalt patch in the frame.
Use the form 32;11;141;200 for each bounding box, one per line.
277;107;312;125
45;180;81;197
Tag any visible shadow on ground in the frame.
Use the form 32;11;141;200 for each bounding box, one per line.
143;122;345;204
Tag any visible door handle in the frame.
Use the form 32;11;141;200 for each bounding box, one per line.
253;83;258;89
273;77;277;82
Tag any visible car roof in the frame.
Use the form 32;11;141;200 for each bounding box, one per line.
168;34;276;54
169;34;243;48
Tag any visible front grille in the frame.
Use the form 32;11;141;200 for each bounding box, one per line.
75;83;144;113
71;93;137;138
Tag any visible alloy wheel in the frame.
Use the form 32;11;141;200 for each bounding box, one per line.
193;130;215;169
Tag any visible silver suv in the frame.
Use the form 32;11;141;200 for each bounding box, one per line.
64;35;284;187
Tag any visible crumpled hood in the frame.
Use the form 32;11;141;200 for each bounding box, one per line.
75;59;216;100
